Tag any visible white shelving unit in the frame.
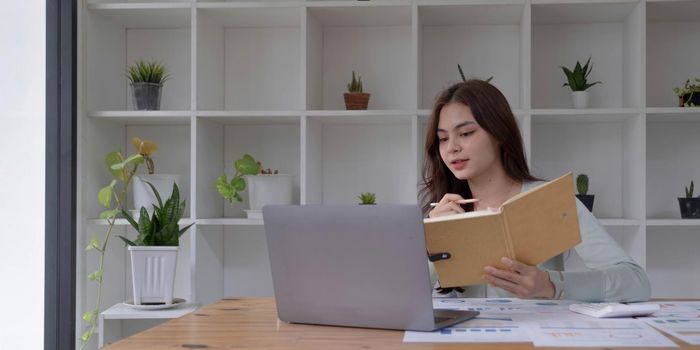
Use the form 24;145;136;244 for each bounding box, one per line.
77;0;700;348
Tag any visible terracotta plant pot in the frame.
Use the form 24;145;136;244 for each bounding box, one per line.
344;92;370;110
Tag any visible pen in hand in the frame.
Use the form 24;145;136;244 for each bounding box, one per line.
429;198;480;207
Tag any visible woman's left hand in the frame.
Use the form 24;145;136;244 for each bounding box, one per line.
482;257;555;299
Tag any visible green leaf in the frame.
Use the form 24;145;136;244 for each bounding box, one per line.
145;181;163;208
97;181;116;208
118;235;137;246
106;151;126;181
232;176;246;191
138;207;153;240
81;330;91;342
85;236;101;251
235;154;260;175
178;223;195;239
561;66;575;88
88;270;102;282
121;209;139;231
99;209;119;219
82;310;97;323
582;57;591;77
458;64;466;82
215;173;234;201
162;183;180;225
123;153;144;165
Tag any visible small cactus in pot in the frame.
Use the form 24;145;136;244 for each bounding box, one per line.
344;71;370;110
575;174;594;212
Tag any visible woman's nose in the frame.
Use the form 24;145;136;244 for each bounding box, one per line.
447;138;461;153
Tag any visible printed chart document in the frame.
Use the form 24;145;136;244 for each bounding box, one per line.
404;298;573;343
403;315;529;343
645;301;700;318
515;314;678;347
424;172;581;287
642;318;700;345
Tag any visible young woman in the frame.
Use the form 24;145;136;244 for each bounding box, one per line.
419;80;650;302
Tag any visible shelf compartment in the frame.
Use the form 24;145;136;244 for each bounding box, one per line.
305;3;413;110
196;5;302;111
647;0;700;108
647;227;700;298
303;115;417;205
193;226;273;306
83;119;193;220
531;113;644;220
646;119;700;219
86;3;192;111
418;2;526;109
195;116;301;219
531;1;643;109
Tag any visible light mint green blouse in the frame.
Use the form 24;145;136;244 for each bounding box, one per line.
429;180;652;302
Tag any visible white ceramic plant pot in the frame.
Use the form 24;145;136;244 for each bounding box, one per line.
132;174;182;217
128;246;178;305
244;174;294;213
572;91;589;109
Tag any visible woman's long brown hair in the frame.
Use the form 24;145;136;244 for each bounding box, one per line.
419;80;541;216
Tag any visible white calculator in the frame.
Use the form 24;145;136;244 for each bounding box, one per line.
569;302;660;318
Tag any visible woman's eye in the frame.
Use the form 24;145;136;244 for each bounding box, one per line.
438;137;447;143
461;131;475;137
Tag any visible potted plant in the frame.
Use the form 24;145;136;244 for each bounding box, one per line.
127;60;169;111
561;57;602;109
357;192;377;205
81;149;145;348
215;154;293;219
131;137;182;219
344;71;370;110
673;78;700;107
678;181;700;219
458;64;493;83
575;174;594;212
119;182;194;305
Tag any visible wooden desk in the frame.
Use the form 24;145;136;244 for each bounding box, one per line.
105;298;699;349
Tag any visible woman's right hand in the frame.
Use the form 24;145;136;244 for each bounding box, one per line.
428;193;467;218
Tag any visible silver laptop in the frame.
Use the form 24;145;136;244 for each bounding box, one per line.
262;204;478;331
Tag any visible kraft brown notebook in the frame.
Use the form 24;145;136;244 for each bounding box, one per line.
424;172;582;287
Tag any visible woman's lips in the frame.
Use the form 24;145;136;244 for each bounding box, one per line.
452;159;468;170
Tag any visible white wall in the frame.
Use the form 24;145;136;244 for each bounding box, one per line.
0;0;45;348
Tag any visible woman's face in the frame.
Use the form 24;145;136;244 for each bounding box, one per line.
437;101;501;180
